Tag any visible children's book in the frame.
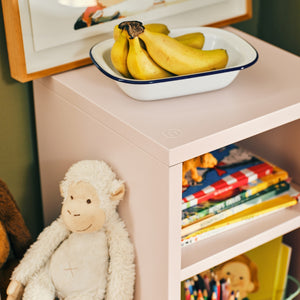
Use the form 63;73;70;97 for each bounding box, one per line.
247;237;284;300
273;243;292;300
181;194;298;246
182;167;289;227
181;181;290;237
182;144;274;210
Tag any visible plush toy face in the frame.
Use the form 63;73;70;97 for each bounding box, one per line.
219;261;255;298
61;181;106;233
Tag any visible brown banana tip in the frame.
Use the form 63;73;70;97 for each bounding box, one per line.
118;21;145;39
118;20;143;29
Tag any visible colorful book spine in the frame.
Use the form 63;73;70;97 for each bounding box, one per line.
181;181;290;237
181;165;289;226
181;194;298;247
182;162;273;210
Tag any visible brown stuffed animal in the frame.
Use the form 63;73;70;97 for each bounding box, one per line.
0;179;32;299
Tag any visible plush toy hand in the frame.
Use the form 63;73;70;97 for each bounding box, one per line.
6;280;24;300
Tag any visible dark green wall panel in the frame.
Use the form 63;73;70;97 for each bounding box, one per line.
0;2;43;238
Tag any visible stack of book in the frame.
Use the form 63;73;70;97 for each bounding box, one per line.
181;144;299;247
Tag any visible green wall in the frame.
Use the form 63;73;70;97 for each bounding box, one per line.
233;0;300;56
0;2;43;238
0;0;299;238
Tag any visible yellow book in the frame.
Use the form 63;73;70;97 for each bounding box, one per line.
273;243;292;300
247;237;284;300
245;164;289;195
181;181;290;237
184;194;298;239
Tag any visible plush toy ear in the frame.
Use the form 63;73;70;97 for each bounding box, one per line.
110;183;125;201
59;178;69;198
59;184;64;197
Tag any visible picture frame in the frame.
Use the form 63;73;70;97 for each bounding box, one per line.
2;0;252;83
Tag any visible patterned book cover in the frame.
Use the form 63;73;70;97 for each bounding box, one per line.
181;194;298;247
181;181;290;237
182;165;289;226
182;144;274;210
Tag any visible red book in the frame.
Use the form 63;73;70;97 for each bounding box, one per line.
182;162;273;210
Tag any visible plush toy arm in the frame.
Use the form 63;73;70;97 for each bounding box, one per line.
9;216;70;286
105;215;135;300
6;280;24;300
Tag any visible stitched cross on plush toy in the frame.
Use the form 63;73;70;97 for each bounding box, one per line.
64;262;78;277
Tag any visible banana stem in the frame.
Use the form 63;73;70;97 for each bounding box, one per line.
118;21;145;39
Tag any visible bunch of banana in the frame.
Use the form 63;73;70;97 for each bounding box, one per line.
110;21;228;80
111;20;170;78
111;22;172;80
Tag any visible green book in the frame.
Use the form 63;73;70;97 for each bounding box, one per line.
182;180;290;227
181;181;290;237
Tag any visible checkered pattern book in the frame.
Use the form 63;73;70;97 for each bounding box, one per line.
182;144;274;210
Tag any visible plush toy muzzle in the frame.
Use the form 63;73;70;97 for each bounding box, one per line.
61;181;106;233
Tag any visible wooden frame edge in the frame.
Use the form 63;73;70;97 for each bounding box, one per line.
14;58;92;83
2;0;28;82
209;0;253;28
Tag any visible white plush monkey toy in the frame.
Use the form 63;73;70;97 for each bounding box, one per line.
6;160;135;300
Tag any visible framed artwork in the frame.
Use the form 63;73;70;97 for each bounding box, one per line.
1;0;252;82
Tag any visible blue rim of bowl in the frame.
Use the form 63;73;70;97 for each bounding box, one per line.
89;41;259;85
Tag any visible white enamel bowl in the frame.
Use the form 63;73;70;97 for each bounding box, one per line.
90;27;258;101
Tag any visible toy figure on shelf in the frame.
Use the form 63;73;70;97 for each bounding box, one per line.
215;254;259;300
182;153;218;187
7;160;135;300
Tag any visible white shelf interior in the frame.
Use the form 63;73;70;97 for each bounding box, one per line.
180;122;300;281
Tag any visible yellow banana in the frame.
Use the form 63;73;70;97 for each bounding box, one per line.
139;28;228;75
144;23;170;35
110;30;132;78
113;24;122;41
174;32;205;49
113;22;170;41
127;36;172;80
